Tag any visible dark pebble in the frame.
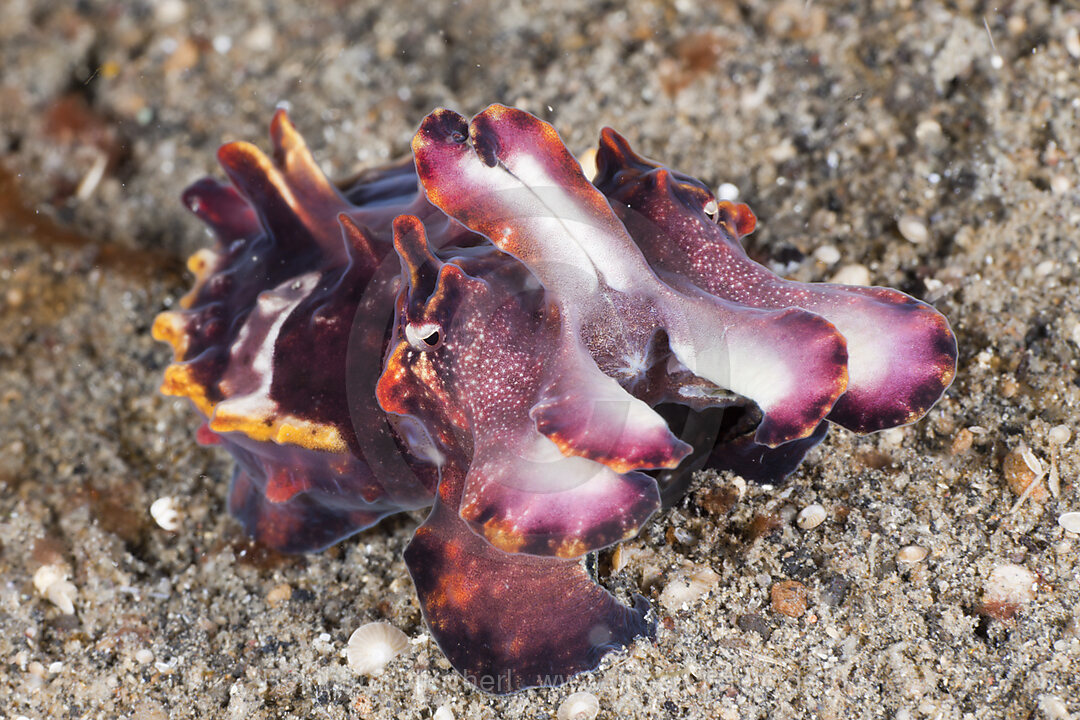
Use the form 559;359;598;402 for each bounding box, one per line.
736;612;773;641
819;572;850;607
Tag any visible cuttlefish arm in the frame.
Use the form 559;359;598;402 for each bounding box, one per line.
593;128;957;434
155;111;436;554
377;217;655;691
378;215;662;558
404;462;654;693
411;105;849;447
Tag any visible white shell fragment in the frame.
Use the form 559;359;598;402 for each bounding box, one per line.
914;119;945;150
813;244;841;266
150;496;183;531
433;705;455;720
1020;445;1043;477
557;691;600;720
984;564;1037;606
1048;424;1071;446
829;263;871;286
897;215;929;244
1058;512;1080;534
1067;27;1080;59
1037;694;1071;720
659;567;720;612
32;565;77;615
716;182;740;202
346;621;409;676
896;545;929;564
796;503;827;530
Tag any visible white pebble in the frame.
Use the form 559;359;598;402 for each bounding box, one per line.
1037;693;1071;720
813;245;840;266
346;622;410;676
914;119;945;150
1050;174;1071;195
242;22;275;53
557;691;600;720
1058;512;1080;534
896;545;929;564
796;503;827;530
32;565;77;615
1048;425;1071;445
154;0;188;25
984;564;1037;605
881;427;906;447
150;497;182;531
47;661;63;674
897;215;929;244
135;648;155;664
433;705;455;720
716;182;740;201
212;35;233;55
1066;27;1080;59
829;263;871;286
659;567;720;611
33;565;64;595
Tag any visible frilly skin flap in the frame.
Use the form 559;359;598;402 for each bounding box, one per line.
154;104;956;692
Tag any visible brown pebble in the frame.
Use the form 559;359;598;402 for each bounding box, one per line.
1002;446;1047;500
950;428;974;455
698;486;738;516
770;580;808;618
745;513;782;542
765;0;827;39
266;583;292;607
352;693;374;719
855;450;894;471
164;37;200;76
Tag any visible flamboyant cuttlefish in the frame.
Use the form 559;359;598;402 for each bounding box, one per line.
153;105;956;692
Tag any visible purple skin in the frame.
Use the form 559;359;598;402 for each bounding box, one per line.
153;105;956;692
593;128;958;434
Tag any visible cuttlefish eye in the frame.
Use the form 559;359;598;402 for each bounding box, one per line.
405;321;443;351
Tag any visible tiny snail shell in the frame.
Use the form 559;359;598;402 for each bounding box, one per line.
557;691;600;720
150;496;182;531
896;545;928;564
1058;511;1080;534
796;503;827;530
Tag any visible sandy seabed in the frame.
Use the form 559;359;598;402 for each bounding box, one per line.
1;1;1079;718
